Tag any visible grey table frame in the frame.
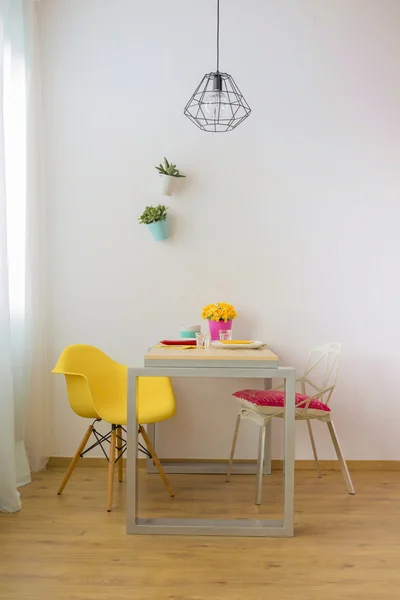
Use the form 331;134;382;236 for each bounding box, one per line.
126;364;296;537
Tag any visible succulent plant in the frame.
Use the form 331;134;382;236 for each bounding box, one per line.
138;204;168;225
155;157;186;178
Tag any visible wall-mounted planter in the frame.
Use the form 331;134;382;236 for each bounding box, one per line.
147;218;169;242
160;174;175;196
156;159;185;195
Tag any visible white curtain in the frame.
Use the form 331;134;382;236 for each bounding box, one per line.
0;0;49;513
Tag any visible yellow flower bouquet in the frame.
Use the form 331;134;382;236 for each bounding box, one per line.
202;302;237;322
201;302;237;341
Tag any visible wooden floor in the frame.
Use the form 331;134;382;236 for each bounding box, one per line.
1;466;400;599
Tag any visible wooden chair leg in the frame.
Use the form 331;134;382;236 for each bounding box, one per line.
139;425;175;498
107;427;117;511
57;424;94;495
117;425;123;483
307;420;322;478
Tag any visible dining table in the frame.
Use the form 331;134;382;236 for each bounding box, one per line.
126;345;296;537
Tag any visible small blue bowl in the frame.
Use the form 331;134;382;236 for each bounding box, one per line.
180;326;201;339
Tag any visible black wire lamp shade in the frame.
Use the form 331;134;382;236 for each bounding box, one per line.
184;72;251;133
184;0;251;133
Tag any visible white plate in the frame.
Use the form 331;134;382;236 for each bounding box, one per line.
211;340;265;350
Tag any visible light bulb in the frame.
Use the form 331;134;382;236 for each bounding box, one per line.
203;90;229;120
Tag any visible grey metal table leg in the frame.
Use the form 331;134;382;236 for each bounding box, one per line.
146;423;157;473
126;373;138;531
283;370;296;536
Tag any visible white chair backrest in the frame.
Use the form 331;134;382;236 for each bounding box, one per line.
301;344;342;405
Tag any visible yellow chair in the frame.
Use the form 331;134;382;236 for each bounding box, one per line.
52;344;176;511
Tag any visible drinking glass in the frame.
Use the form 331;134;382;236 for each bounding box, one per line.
203;332;210;350
196;332;205;349
219;330;232;341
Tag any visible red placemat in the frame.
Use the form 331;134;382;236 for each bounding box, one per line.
160;339;196;346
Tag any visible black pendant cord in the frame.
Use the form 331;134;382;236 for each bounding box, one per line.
216;0;220;73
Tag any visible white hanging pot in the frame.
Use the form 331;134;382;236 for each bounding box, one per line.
160;174;175;196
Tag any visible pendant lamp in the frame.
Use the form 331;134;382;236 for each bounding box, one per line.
184;0;251;133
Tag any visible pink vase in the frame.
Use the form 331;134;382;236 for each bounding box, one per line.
208;319;233;341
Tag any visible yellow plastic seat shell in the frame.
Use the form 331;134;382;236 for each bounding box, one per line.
52;344;176;425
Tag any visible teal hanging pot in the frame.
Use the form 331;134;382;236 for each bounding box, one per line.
147;218;169;242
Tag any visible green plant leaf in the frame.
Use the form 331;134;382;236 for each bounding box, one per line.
156;158;185;178
139;204;168;225
156;163;167;174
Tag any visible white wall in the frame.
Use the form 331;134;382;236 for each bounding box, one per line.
41;0;400;460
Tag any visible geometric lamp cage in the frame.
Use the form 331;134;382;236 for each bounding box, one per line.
183;0;251;133
184;71;251;133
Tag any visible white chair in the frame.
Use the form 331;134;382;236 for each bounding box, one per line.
227;343;354;505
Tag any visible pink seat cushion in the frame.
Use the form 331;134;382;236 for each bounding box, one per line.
232;389;330;412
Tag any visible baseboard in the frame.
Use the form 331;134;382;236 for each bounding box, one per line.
47;457;400;471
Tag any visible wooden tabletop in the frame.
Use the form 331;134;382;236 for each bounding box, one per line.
144;345;279;369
